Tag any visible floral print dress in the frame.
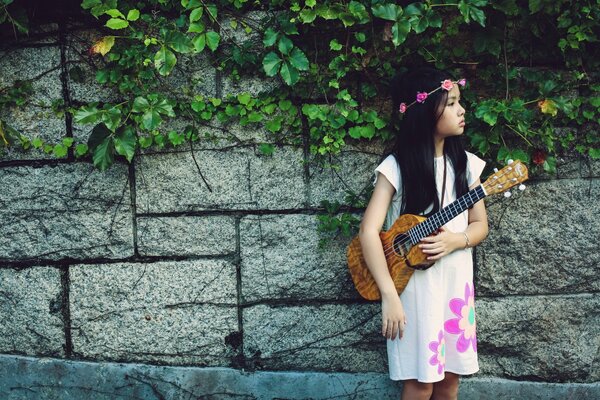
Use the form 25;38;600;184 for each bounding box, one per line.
373;152;485;383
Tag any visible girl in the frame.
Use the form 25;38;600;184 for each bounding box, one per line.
358;67;489;400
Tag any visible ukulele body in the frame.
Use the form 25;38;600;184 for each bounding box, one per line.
347;213;434;301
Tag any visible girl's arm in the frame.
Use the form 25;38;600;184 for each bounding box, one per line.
419;179;489;259
359;174;406;340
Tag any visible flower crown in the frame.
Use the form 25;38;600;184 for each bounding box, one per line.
398;79;466;114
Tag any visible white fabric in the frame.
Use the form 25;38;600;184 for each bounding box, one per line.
372;151;486;383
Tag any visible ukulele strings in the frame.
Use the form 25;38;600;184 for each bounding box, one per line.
377;165;516;258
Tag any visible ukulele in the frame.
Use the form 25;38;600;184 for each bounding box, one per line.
347;160;529;301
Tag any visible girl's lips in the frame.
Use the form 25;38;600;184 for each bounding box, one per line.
459;121;465;126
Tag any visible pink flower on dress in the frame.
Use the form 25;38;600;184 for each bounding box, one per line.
441;79;454;91
416;92;428;103
398;102;407;113
428;329;446;375
444;282;477;353
458;78;467;87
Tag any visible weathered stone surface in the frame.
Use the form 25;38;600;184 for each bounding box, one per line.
0;45;66;161
0;267;64;356
164;53;217;99
0;163;133;261
135;146;305;213
476;178;599;295
309;145;385;207
2;354;600;399
477;294;599;382
137;215;236;257
240;214;357;302
70;260;238;365
64;28;122;104
243;303;385;372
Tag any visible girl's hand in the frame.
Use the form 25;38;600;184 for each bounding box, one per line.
418;227;464;261
381;292;407;340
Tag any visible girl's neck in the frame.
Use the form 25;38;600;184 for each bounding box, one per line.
435;138;445;158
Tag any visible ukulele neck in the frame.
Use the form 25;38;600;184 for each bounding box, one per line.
407;185;487;245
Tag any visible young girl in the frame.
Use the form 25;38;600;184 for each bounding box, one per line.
358;67;489;400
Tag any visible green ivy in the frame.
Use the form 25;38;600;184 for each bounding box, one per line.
1;0;599;244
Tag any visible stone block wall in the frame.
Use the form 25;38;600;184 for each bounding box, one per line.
1;24;598;391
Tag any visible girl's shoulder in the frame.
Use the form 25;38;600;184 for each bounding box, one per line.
373;153;402;193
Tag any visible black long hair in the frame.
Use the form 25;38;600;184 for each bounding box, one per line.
387;66;468;216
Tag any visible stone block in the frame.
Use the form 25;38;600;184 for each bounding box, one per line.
135;146;305;213
240;214;358;302
0;45;66;161
70;260;239;365
137;215;236;257
477;294;599;382
0;267;64;356
309;145;385;207
0;163;133;261
243;303;386;372
476;178;599;295
64;29;122;104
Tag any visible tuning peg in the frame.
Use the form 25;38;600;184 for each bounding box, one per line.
507;159;514;165
504;191;512;198
519;184;526;191
493;168;499;173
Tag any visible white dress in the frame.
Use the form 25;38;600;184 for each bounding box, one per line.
373;151;486;383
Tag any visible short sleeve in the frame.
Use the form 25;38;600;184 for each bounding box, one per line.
373;154;401;196
466;151;486;187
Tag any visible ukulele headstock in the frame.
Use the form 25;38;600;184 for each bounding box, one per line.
482;160;529;196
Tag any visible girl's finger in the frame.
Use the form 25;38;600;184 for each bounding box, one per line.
382;320;388;337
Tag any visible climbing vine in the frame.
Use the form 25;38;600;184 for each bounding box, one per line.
1;0;599;244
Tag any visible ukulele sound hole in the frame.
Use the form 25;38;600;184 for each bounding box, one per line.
392;233;411;257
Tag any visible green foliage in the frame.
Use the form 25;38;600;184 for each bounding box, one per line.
1;0;599;240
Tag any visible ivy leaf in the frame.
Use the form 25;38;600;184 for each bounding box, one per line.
74;105;101;124
53;144;68;158
114;125;137;162
105;18;129;30
263;52;282;76
166;31;194;53
155;99;176;117
278;36;293;55
205;31;220;51
392;20;411;46
289;47;309;71
168;130;185;146
280;61;299;85
154;46;177;76
101;105;122;132
142;109;162;130
188;22;205;33
259;143;274;156
93;135;115;171
90;36;115;56
192;34;206;51
132;97;150;113
538;99;558;116
263;27;279;46
266;116;283;132
88;123;110;152
372;4;401;21
105;9;125;19
75;143;89;157
190;7;203;23
126;9;140;21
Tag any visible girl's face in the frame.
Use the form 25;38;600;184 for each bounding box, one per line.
434;85;466;140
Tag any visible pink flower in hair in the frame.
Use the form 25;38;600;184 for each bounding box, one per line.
458;79;466;87
441;80;454;91
398;103;407;113
416;92;428;103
